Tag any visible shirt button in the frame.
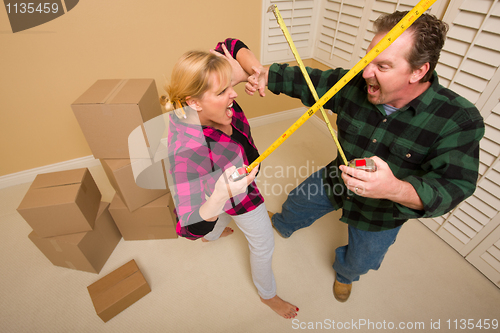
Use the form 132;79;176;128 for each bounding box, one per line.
406;153;411;158
346;197;350;200
382;119;387;123
372;139;377;143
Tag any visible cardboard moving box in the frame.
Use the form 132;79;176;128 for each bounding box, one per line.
87;259;151;322
100;159;168;212
109;193;177;240
18;168;101;238
71;79;164;159
28;202;122;273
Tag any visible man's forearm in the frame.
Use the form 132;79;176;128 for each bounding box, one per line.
388;180;424;210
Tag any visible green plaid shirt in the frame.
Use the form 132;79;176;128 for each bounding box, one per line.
268;63;485;231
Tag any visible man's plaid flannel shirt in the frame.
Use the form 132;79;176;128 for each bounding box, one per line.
268;64;485;231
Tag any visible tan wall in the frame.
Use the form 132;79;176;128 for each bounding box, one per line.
0;0;303;176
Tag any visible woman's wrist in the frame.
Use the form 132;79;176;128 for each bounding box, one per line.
209;187;230;206
198;186;228;221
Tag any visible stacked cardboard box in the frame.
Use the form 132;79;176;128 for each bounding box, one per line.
71;79;177;240
17;168;121;273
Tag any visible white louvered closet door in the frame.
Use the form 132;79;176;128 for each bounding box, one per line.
467;215;500;288
467;99;500;288
261;0;319;65
312;0;448;69
313;0;371;68
436;0;500;110
418;0;500;287
354;0;448;65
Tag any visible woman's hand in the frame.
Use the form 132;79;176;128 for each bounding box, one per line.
199;165;260;221
214;165;260;200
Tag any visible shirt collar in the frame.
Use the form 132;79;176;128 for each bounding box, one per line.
169;113;205;142
169;113;234;144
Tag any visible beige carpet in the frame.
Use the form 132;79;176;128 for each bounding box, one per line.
1;117;499;332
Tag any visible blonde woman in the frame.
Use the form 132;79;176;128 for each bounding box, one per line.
163;39;298;319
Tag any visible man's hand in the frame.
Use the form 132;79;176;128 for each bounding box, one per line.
246;66;268;97
340;156;399;198
340;156;424;210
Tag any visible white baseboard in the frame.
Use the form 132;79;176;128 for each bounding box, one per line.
0;107;334;189
0;156;101;190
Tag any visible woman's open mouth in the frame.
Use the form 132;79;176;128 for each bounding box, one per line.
226;102;234;117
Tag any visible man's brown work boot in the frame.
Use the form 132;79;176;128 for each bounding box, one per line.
333;276;352;302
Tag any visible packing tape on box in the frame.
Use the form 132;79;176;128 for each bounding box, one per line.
50;239;63;252
99;79;128;104
80;182;87;194
66;261;77;270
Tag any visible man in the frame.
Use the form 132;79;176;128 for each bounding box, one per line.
246;11;485;302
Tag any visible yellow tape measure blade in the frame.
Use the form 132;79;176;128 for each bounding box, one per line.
247;0;437;173
269;4;349;165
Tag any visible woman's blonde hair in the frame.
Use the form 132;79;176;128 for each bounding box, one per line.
160;51;232;115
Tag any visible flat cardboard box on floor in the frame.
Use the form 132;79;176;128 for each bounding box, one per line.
71;79;164;159
17;168;101;238
87;259;151;322
108;192;177;240
28;202;122;274
100;158;169;212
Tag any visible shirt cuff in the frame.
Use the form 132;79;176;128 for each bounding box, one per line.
268;63;288;95
394;175;437;219
186;208;218;236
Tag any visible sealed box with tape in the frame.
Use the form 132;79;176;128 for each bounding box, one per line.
71;79;164;159
17;168;101;238
27;202;122;274
87;259;151;322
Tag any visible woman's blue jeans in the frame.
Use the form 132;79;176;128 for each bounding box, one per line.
271;168;402;284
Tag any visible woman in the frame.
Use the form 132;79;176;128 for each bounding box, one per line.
162;39;298;319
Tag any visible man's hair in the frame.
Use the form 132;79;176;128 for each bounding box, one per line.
374;11;449;82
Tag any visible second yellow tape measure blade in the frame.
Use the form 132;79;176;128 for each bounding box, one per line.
246;0;437;173
268;4;348;166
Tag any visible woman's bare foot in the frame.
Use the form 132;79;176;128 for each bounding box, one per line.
201;227;234;242
260;295;298;319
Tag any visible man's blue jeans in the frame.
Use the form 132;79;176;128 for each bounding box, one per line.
271;168;402;284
